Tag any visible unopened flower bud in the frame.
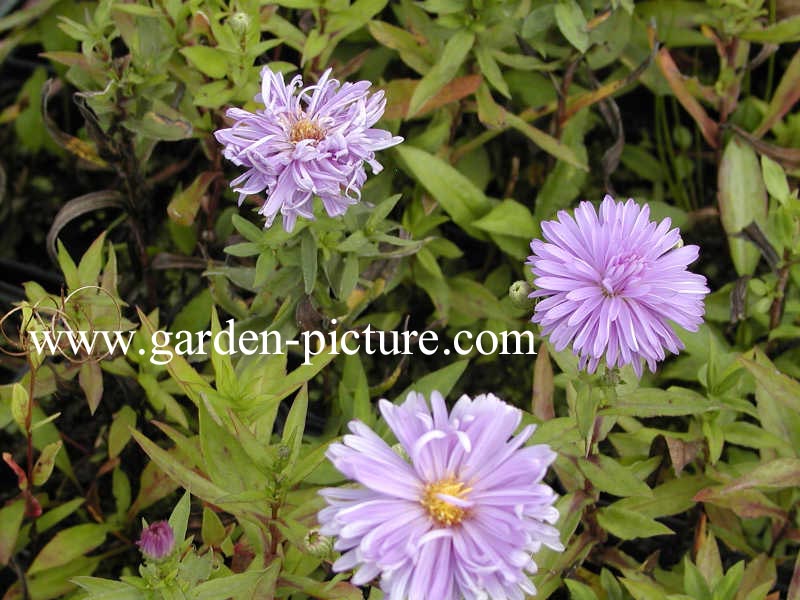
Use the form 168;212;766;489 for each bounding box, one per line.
137;521;175;560
303;529;333;557
509;280;535;310
228;12;250;37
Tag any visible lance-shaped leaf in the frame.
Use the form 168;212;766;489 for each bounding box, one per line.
755;48;800;137
716;458;800;494
395;144;493;238
718;138;767;275
0;498;25;566
167;171;218;226
28;523;108;575
505;112;588;170
596;505;673;539
407;30;475;117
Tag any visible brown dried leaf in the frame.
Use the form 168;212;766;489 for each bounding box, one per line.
656;48;719;148
382;75;482;120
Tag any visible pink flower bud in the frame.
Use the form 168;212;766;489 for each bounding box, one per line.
137;521;175;559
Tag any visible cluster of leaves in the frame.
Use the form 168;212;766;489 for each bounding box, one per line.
1;0;800;599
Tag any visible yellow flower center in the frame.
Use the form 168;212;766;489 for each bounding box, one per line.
289;118;325;142
421;478;470;527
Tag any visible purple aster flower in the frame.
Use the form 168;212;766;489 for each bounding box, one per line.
137;521;175;560
318;391;562;600
214;67;403;231
527;195;710;377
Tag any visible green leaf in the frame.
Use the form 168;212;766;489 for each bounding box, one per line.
302;29;329;64
168;489;191;545
252;348;336;418
209;308;237;400
739;355;800;414
755;48;800;136
602;387;716;417
11;383;28;431
612;475;709;519
578;455;652;497
684;557;712;600
596;505;673;540
473;199;537;239
131;429;233;510
717;458;800;493
73;577;144;600
194;80;235;108
287;441;332;487
723;421;792;452
280;574;363;600
77;231;106;287
0;0;59;33
395;145;492;237
0;498;25;566
742;15;800;44
717;138;767;275
506;112;588;170
180;46;229;79
37;498;85;534
533;109;591;221
761;155;790;203
32;441;62;486
475;81;506;128
167;171;217;226
340;354;372;424
396;359;469;401
522;5;556;39
619;576;669;600
282;385;309;470
57;240;80;291
78;361;103;415
201;506;226;546
565;579;599;600
407;30;475;117
555;0;589;53
128;101;193;141
474;45;510;98
171;289;214;334
713;561;744;600
28;523;107;575
449;277;516;323
19;556;103;599
108;405;136;459
600;568;625;600
301;230;318;295
787;553;800;600
113;467;131;516
199;403;264;493
368;21;432;74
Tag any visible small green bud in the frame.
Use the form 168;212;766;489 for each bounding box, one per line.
509;280;535;310
228;12;250;37
303;529;333;557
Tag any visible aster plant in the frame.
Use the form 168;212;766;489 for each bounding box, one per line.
318;391;563;600
527;195;710;377
214;67;403;231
